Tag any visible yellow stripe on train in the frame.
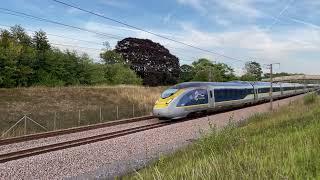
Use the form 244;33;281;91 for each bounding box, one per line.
154;89;185;109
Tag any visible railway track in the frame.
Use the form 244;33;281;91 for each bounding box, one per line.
0;93;310;163
0;115;154;146
0;121;170;163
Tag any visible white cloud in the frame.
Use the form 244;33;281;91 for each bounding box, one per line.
213;16;231;26
177;0;207;14
66;7;84;15
177;0;263;19
99;0;132;9
215;0;263;18
163;13;173;24
19;15;320;74
35;20;320;74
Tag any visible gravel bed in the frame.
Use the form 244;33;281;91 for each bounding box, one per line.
0;95;304;179
0;118;159;155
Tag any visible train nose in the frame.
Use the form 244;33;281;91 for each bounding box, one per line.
153;107;170;118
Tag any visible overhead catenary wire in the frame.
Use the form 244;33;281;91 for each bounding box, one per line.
0;25;198;62
0;8;124;40
51;0;247;64
0;10;208;62
50;42;103;51
0;4;289;66
0;7;251;66
0;20;217;65
0;23;105;46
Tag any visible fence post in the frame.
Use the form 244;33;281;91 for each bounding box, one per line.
100;107;102;123
54;112;57;131
24;115;27;135
78;110;81;126
116;106;119;120
133;104;135;117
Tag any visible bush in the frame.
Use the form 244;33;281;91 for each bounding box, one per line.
104;64;142;85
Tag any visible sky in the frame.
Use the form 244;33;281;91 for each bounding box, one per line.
0;0;320;75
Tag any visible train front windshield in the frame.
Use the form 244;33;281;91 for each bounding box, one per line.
161;88;179;99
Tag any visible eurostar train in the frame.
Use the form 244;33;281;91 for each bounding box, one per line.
153;81;319;119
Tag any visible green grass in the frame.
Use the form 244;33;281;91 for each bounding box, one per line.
128;94;320;179
304;92;318;105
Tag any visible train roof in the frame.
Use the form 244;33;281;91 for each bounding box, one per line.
171;81;253;89
170;81;310;90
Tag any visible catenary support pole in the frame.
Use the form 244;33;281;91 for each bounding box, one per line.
267;63;280;111
270;64;273;111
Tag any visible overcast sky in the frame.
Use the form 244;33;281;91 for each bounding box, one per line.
1;0;320;75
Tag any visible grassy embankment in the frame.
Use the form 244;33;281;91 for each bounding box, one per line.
129;93;320;179
0;85;165;138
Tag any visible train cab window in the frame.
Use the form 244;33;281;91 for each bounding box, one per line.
177;89;208;107
210;90;213;98
161;88;179;99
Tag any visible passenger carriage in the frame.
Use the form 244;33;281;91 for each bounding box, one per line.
153;81;318;119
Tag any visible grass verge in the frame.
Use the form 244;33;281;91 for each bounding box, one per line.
128;93;320;179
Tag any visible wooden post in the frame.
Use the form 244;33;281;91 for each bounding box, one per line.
78;110;81;125
24;115;27;135
133;104;135;117
100;107;102;123
116;106;119;120
54;112;57;131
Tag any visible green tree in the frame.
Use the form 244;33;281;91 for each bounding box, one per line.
241;61;262;81
100;50;142;85
10;25;32;46
104;64;142;85
179;64;194;82
0;25;143;87
100;50;125;64
33;30;50;51
191;58;235;82
78;54;106;85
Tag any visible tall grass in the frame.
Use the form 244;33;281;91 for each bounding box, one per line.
128;95;320;179
0;85;165;138
304;92;317;105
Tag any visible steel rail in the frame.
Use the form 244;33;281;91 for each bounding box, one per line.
0;93;312;163
0;115;154;146
0;121;169;163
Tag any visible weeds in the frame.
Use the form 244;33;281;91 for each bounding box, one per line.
304;92;317;105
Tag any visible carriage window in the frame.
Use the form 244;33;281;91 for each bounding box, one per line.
214;88;251;102
177;89;208;107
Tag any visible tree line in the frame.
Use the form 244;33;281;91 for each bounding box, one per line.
0;25;299;88
0;25;141;88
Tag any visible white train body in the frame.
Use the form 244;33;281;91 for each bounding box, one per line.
153;81;319;119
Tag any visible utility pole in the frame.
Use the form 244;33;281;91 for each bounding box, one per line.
266;63;280;111
208;68;212;82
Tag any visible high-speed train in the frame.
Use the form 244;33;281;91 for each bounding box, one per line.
153;81;319;119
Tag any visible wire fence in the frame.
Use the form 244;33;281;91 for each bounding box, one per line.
0;104;153;139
